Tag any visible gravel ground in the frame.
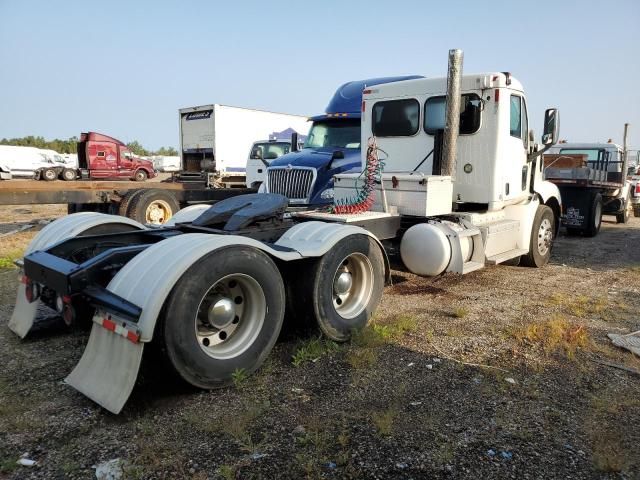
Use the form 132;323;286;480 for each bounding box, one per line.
0;205;639;480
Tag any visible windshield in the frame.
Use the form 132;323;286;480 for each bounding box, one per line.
251;142;290;160
304;119;360;149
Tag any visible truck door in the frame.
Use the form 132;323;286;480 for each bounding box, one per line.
118;147;134;177
505;94;529;200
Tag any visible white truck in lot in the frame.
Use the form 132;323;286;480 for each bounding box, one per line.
179;104;309;187
0;145;67;180
245;129;307;188
9;50;562;414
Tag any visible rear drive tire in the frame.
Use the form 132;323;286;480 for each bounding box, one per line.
133;170;148;182
117;189;143;217
62;168;77;181
127;189;180;225
291;235;385;342
584;193;602;237
158;246;285;389
43;168;57;181
521;205;555;268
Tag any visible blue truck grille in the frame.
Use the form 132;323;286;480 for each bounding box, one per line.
267;167;315;203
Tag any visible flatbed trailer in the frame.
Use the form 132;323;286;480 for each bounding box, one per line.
543;148;632;236
0;179;254;224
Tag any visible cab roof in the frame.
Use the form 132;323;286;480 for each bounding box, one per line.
310;75;423;121
363;72;524;99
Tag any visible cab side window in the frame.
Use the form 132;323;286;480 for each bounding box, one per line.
372;99;420;137
510;95;522;139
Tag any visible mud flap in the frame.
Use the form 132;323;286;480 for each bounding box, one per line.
8;281;39;338
65;323;144;414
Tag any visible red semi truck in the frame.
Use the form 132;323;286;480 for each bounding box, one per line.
76;132;156;181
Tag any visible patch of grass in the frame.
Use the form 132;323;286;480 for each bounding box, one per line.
452;307;468;318
512;315;588;358
0;458;18;474
0;251;22;269
217;464;237;480
231;367;249;388
345;347;378;369
371;406;398;436
292;337;340;367
547;293;608;318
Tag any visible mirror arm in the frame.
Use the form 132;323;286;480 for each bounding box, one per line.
527;143;552;162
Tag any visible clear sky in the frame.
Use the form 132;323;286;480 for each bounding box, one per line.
1;0;638;150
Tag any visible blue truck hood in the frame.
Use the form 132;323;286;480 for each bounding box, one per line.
268;147;361;205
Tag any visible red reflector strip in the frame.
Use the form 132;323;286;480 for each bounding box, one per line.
99;317;140;344
494;89;500;102
20;275;28;284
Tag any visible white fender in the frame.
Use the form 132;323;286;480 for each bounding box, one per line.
66;221;386;413
163;204;211;226
9;213;145;338
276;221;391;280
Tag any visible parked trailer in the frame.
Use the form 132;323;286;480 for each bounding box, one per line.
9;50;562;414
544;141;632;236
0;179;254;224
179;104;310;187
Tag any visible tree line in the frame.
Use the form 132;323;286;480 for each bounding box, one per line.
0;136;178;156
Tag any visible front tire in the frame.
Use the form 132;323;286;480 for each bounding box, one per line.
133;170;148;182
159;246;285;389
521;205;555;268
62;168;76;181
292;235;385;342
615;193;632;224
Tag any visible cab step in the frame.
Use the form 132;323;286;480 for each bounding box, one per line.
486;248;529;265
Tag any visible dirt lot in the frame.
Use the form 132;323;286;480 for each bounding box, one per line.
1;205;639;480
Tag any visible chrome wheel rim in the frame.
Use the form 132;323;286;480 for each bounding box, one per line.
145;199;172;224
332;253;374;319
195;274;265;359
537;218;553;256
594;201;602;228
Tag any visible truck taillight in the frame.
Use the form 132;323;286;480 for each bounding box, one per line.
494;89;500;102
635;183;640;194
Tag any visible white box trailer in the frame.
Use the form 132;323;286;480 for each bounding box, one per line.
179;104;309;186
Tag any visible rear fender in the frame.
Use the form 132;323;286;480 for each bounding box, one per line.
9;213;145;338
66;222;385;413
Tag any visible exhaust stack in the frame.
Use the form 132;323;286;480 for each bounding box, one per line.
442;49;463;179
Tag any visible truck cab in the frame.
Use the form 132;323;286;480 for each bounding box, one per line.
78;132;156;181
263;76;422;205
245;129;306;189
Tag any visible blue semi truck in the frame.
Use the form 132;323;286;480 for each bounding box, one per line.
262;76;422;205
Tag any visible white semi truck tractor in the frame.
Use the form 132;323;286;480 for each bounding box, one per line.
8;50;561;413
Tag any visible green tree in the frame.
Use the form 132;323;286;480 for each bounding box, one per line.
126;140;149;156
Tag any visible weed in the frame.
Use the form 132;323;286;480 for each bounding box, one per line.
513;315;588;358
371;406;397;436
231;368;249;388
217;464;237;480
547;293;608;318
292;337;340;367
452;307;468;318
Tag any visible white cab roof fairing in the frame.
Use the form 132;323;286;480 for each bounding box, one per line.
363;73;524;100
